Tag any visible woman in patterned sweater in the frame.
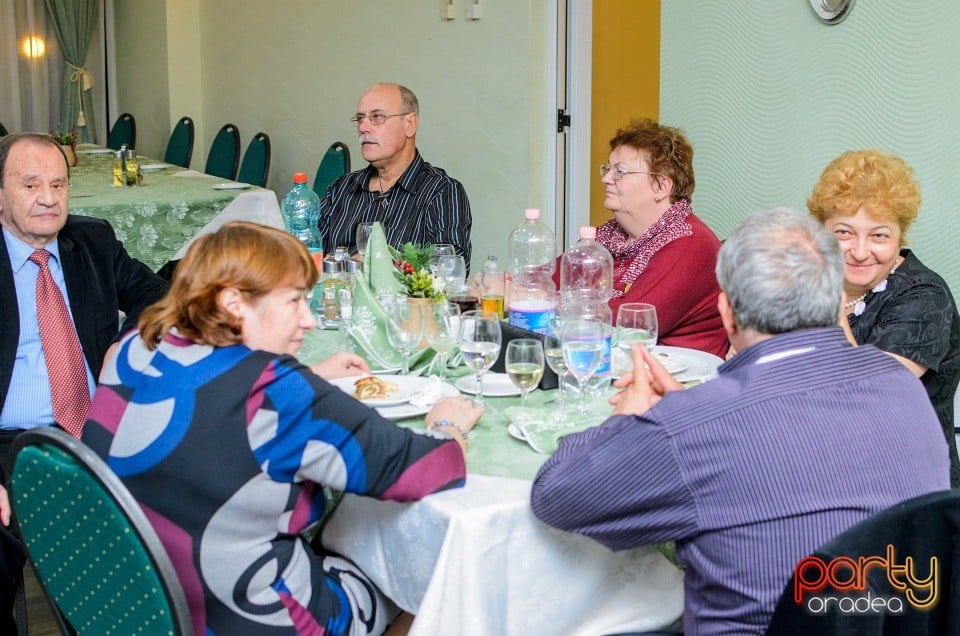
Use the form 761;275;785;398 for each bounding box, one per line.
82;221;482;635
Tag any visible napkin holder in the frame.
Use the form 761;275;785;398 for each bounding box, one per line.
490;322;558;390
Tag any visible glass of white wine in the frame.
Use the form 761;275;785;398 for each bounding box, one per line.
543;321;569;404
505;339;544;408
355;222;374;259
562;318;605;415
617;303;658;353
427;300;461;381
459;310;502;406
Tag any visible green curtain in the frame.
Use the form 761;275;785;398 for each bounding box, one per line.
44;0;99;143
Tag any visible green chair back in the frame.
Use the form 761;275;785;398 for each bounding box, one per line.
236;132;271;187
164;117;194;168
204;123;240;181
0;121;8;136
106;112;136;150
6;428;194;635
313;141;351;198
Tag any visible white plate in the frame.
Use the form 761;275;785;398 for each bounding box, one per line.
655;346;723;382
212;182;251;190
327;376;413;407
76;148;115;155
329;375;459;419
140;163;167;172
375;377;460;420
455;372;523;397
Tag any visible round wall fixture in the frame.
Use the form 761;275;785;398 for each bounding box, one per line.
810;0;856;24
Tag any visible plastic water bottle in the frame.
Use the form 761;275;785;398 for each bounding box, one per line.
560;226;614;393
281;172;323;269
507;208;557;334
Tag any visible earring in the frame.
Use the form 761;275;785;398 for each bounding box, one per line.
654;196;662;203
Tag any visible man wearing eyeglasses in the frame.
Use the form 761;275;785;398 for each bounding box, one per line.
318;83;472;268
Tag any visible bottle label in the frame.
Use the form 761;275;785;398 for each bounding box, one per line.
508;300;556;335
309;248;324;270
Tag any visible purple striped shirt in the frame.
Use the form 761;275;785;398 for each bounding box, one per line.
531;327;950;635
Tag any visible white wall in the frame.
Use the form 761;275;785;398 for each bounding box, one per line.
114;0;557;274
662;1;960;293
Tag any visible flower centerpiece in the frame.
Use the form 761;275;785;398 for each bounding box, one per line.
49;126;79;167
393;243;445;299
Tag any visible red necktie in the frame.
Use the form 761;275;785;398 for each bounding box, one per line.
29;249;90;438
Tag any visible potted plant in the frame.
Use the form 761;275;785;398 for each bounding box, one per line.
49;126;78;167
393;243;445;347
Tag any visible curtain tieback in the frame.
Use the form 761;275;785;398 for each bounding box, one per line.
66;61;94;127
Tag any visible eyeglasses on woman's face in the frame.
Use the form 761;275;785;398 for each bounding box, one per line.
599;163;662;181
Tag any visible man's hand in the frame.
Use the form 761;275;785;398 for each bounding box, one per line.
0;485;11;526
609;344;683;416
310;351;371;380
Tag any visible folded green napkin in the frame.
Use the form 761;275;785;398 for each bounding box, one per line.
347;223;435;373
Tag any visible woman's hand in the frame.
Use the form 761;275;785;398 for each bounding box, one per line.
425;396;483;436
609;344;683;416
309;351;370;380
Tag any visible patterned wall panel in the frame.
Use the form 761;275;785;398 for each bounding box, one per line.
662;1;960;293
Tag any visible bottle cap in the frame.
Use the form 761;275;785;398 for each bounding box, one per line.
579;226;597;239
292;172;308;184
524;208;540;220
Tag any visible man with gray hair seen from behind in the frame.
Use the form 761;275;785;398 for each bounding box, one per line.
531;207;949;635
319;83;472;266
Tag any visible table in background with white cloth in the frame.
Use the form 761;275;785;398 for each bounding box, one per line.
303;330;687;635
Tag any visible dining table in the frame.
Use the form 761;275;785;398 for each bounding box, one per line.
67;145;284;272
299;328;695;635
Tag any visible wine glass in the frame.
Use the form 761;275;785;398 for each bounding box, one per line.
505;339;544;408
436;255;467;294
459;310;502;406
385;299;425;375
617;303;658;352
543;320;569;404
355;222;374;259
426;301;461;381
429;243;456;272
562;318;605;415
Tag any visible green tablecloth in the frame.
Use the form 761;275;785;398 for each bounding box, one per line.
68;147;251;271
298;328;615;481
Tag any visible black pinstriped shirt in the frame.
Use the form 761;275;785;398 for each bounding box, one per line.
318;150;472;267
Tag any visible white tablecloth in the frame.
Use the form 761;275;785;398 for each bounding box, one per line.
172;188;284;260
322;474;685;635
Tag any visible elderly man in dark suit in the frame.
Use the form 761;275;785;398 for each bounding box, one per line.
0;132;168;632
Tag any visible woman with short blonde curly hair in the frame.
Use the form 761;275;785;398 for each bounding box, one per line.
808;149;960;487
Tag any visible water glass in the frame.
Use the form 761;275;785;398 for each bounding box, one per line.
617;303;658;352
355;222;374;258
426;301;461;381
505;339;544;408
386;299;425;375
459;310;502;406
561;318;605;414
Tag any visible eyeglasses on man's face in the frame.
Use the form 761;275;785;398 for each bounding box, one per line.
599;163;661;181
350;112;412;127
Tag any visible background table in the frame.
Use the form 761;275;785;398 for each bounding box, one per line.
301;330;685;635
68;147;283;271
